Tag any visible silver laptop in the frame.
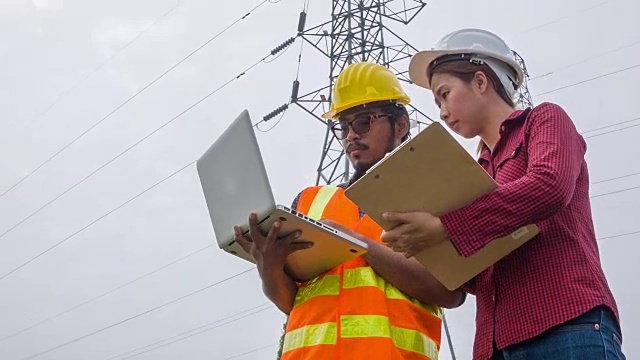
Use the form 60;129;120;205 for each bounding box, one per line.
196;109;368;281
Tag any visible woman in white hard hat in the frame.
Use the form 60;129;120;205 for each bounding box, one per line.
380;28;626;360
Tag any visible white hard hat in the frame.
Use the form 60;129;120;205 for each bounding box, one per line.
408;28;525;97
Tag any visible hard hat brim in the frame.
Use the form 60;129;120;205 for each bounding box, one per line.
321;97;410;121
409;49;524;91
408;50;450;90
321;107;340;120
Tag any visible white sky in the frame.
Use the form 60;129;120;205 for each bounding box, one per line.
0;0;638;359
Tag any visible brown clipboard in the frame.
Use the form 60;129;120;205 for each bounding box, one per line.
344;122;539;291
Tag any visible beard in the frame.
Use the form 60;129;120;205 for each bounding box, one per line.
351;132;396;182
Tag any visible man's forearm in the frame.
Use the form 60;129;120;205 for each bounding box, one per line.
260;267;299;314
363;240;465;309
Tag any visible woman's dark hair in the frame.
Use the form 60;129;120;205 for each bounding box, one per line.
429;60;515;107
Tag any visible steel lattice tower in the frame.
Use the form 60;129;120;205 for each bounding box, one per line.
282;0;533;186
289;0;434;185
514;50;534;109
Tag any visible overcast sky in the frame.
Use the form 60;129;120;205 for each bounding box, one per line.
0;0;638;359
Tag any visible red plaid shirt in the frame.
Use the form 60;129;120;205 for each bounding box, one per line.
440;102;620;360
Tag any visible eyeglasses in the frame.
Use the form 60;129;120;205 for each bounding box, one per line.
330;113;393;140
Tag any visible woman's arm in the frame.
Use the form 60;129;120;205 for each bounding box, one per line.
441;103;586;257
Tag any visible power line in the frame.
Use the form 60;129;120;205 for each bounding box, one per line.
592;171;640;185
598;230;640;241
530;39;640;81
584;123;640;139
1;53;306;274
0;243;213;344
107;304;272;360
533;64;640;97
0;0;275;200
582;116;640;134
295;0;310;80
19;268;256;360
442;312;456;360
591;185;640;199
255;35;306;133
0;161;195;281
0;36;290;305
521;1;612;34
0;48;283;246
255;101;291;132
225;344;278;360
256;28;305;132
255;0;310;134
106;303;274;360
255;34;303;132
21;0;185;129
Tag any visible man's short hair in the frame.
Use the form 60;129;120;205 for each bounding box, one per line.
381;102;411;142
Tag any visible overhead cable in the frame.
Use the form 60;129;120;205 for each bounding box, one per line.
255;0;309;133
19;268;255;360
530;39;640;81
21;0;186;129
533;64;640;97
0;0;277;199
0;244;213;344
0;40;294;268
0;161;195;281
584;123;640;139
582;117;640;134
591;185;640;199
224;344;279;360
521;1;611;34
598;230;640;241
105;303;274;360
592;171;640;185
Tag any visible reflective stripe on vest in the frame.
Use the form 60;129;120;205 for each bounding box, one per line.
293;268;443;319
307;185;339;220
294;275;340;307
343;267;443;319
342;315;440;359
283;322;338;352
283;315;439;359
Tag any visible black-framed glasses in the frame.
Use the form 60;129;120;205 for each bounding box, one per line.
330;113;393;140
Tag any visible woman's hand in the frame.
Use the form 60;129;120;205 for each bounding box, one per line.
380;211;449;258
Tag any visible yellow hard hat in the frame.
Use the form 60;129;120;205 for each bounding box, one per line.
321;62;411;120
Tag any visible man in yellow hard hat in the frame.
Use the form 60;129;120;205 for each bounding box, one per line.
236;62;465;360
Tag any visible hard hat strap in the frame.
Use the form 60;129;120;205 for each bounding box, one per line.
427;53;478;75
428;53;518;97
337;100;405;121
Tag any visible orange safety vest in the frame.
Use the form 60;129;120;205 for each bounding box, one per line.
280;185;443;360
